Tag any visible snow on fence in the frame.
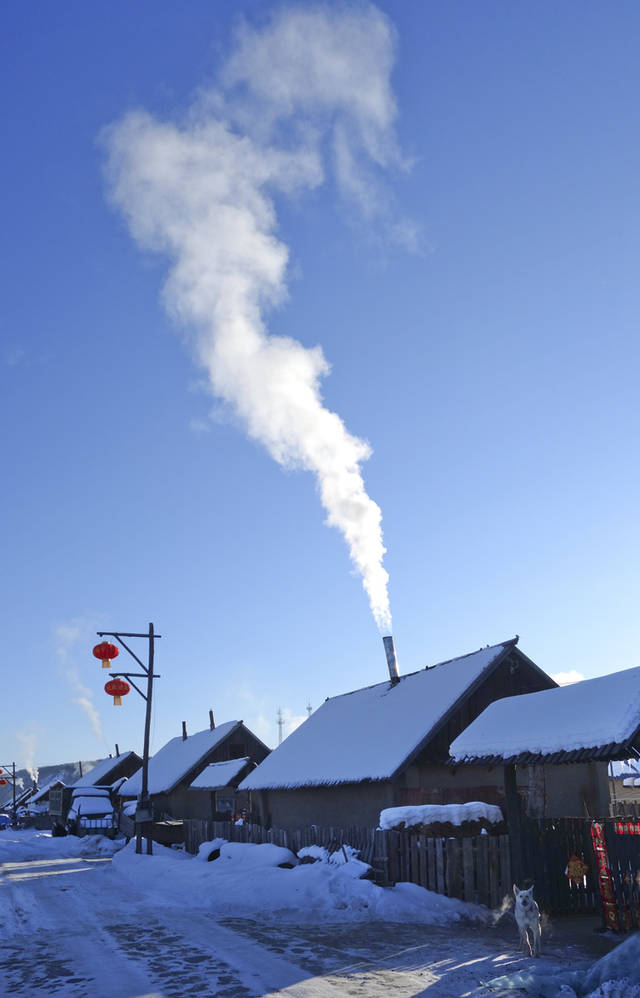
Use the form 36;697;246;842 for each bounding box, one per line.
184;820;379;868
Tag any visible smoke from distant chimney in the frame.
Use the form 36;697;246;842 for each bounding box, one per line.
102;5;413;634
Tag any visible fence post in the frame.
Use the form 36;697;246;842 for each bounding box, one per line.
372;829;390;885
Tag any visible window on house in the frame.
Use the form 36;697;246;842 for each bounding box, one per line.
216;795;234;812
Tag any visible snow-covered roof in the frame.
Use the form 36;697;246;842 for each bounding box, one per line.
241;640;531;791
610;759;640;778
189;758;251;790
451;666;640;764
120;722;242;797
70;752;138;788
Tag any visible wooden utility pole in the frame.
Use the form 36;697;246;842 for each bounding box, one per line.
96;623;161;855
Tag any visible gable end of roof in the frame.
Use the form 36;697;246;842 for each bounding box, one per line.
388;639;538;781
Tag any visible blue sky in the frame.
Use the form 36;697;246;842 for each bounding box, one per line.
2;1;639;769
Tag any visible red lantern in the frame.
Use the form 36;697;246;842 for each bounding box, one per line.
104;678;130;706
93;641;119;669
0;779;6;787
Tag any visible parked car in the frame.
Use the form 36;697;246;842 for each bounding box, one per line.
65;788;117;838
0;813;10;829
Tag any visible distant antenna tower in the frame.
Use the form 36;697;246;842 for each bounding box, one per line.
277;707;284;745
306;701;312;717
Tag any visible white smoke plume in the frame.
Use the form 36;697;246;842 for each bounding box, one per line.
103;4;407;633
55;620;107;744
16;732;39;785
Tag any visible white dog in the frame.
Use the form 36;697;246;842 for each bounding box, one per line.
513;884;541;957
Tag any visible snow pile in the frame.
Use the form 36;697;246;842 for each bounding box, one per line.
584;985;640;998
486;932;640;996
380;801;504;830
196;837;227;861
216;841;298;868
298;844;329;863
112;837;488;925
0;828;123;863
582;934;640;996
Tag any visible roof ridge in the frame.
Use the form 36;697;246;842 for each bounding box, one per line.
428;637;517;671
323;639;518;703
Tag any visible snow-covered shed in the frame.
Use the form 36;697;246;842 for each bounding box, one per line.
450;666;640;816
187;757;256;818
240;638;564;829
28;777;66;815
118;720;270;821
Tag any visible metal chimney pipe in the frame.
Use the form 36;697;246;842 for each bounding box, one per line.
115;743;120;757
182;721;187;741
383;635;399;684
209;709;215;730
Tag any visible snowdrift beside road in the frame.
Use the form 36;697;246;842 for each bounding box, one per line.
0;828;122;862
113;837;488;925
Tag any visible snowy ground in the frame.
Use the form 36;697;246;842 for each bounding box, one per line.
0;829;632;997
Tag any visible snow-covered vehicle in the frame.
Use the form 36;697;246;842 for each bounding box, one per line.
65;788;117;838
0;813;10;829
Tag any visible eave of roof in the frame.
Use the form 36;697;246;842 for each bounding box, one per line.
451;741;639;766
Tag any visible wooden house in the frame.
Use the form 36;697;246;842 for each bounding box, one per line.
450;665;640;819
118;719;270;821
240;637;567;829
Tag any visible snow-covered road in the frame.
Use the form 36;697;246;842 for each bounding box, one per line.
0;832;610;997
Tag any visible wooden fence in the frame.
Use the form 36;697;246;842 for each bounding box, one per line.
384;828;512;907
183;816;613;916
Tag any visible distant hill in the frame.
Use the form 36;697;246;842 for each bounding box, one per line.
0;759;104;807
